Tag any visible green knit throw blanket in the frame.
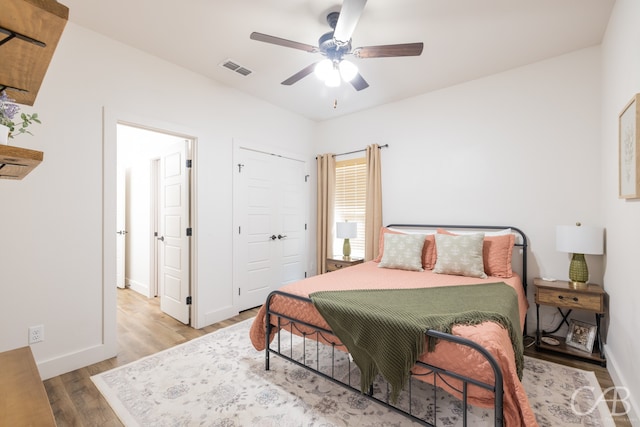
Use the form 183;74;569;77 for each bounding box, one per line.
310;282;523;403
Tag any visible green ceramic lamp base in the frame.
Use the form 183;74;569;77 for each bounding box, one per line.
342;238;351;258
569;253;588;288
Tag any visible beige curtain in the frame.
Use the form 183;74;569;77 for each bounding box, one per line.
316;154;335;275
365;144;383;261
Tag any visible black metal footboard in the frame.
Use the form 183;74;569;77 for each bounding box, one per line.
265;290;504;427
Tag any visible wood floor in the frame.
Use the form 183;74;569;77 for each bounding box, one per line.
44;288;631;426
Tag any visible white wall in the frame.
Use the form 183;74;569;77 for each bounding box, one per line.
315;47;604;335
0;22;315;379
601;0;640;423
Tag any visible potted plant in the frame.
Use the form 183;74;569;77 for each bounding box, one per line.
0;90;41;145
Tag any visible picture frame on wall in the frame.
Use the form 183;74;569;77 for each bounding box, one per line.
566;319;597;353
619;93;640;199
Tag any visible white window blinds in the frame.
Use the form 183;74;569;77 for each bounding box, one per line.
334;157;366;257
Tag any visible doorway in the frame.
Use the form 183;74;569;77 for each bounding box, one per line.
117;123;193;325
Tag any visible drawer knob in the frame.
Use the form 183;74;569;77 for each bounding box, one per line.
557;295;579;302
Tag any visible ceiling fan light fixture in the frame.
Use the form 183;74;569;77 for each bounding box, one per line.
325;67;341;87
338;60;358;81
314;59;333;81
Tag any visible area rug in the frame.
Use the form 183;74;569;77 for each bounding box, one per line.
92;318;615;426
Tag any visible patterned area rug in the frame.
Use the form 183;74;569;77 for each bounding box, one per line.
92;318;615;426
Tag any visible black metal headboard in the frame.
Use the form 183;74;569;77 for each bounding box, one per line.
385;224;528;295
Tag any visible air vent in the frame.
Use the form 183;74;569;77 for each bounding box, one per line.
220;59;253;77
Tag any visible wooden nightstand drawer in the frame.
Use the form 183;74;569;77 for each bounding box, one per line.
535;287;604;312
325;257;363;273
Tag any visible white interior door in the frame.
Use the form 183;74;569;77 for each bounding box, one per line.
158;140;190;324
278;158;306;286
116;165;126;288
234;147;307;311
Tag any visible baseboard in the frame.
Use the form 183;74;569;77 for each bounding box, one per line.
603;345;640;426
126;279;150;297
196;306;238;329
36;342;117;380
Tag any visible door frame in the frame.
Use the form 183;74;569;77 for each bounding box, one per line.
103;107;199;355
151;157;160;297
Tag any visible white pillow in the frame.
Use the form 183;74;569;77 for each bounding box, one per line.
378;233;426;272
433;233;487;279
442;228;523;245
387;227;436;235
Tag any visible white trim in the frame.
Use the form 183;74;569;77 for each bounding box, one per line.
150;158;160;298
38;344;112;380
233;139;307;164
189;139;200;327
126;279;150;297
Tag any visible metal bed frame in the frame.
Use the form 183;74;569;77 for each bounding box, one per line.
263;224;528;427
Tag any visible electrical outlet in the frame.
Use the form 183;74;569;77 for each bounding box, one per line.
28;325;44;344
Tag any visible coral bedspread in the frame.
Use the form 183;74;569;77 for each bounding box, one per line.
249;261;537;426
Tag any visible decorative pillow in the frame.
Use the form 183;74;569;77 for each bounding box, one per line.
437;229;515;278
422;234;437;269
482;234;515;278
375;227;436;269
378;233;426;271
374;227;405;262
433;233;487;278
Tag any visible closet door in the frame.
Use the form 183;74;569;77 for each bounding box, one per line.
233;147;307;311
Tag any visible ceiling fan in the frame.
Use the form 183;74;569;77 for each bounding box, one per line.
250;0;423;91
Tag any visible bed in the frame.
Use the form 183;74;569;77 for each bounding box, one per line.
249;224;537;426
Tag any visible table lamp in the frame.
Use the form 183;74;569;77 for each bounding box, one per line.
556;222;604;288
336;221;357;259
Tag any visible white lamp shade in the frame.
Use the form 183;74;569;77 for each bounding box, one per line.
314;59;333;80
336;221;357;239
339;60;358;81
556;225;604;255
324;67;341;87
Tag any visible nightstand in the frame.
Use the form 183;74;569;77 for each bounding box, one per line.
534;278;607;366
325;256;364;273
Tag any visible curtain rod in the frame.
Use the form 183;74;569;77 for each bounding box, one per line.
316;144;389;159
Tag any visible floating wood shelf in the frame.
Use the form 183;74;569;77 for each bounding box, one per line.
0;0;69;105
0;144;43;179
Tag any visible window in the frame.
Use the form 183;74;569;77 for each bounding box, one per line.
334;157;366;257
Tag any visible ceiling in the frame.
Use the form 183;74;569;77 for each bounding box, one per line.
61;0;615;122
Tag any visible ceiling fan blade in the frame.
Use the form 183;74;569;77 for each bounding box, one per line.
281;62;319;86
350;73;369;91
333;0;367;44
353;42;424;58
250;32;317;53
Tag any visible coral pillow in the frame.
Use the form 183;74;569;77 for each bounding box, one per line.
437;229;515;278
482;234;515;278
374;227;436;269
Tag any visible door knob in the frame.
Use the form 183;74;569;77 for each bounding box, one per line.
117;230;128;235
269;235;277;240
277;234;287;239
157;236;165;242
